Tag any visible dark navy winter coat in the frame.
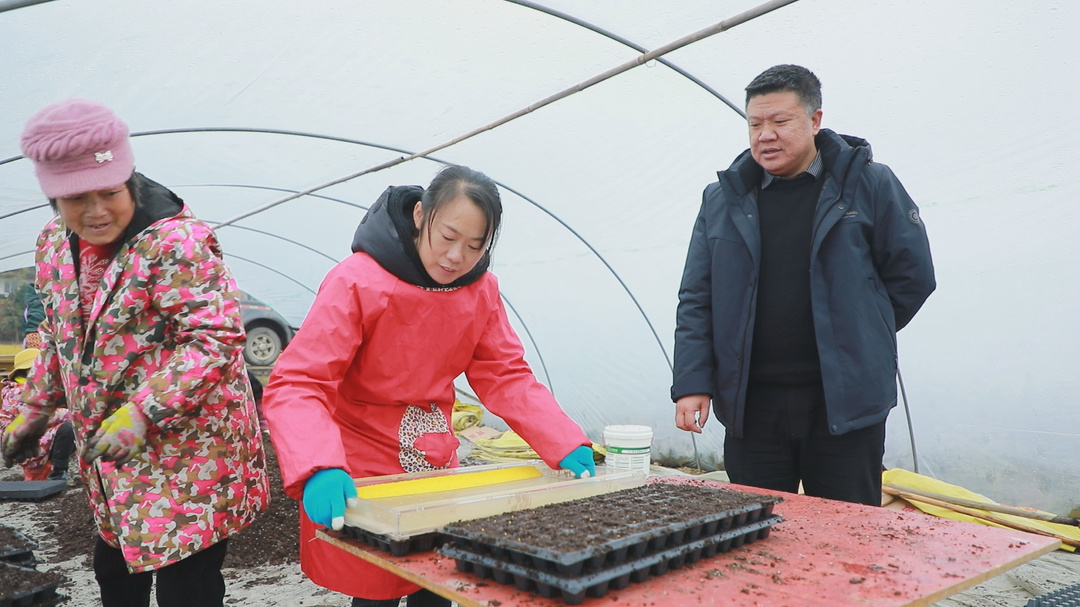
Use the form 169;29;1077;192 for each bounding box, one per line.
672;128;936;437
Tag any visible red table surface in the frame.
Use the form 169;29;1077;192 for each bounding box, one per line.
318;477;1060;607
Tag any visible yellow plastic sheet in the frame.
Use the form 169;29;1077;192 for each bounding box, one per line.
451;400;483;432
883;469;1079;552
470;429;540;462
356;465;543;499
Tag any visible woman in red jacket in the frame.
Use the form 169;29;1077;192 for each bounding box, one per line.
263;165;594;607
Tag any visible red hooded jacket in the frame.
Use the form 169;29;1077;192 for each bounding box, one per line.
263;188;589;599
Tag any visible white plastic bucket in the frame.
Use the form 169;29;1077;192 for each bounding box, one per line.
603;424;653;476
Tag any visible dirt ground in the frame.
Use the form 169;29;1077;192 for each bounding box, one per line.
1;438;354;606
1;447;1078;606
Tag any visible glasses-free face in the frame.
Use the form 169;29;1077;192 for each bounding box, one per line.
747;90;822;179
413;194;489;285
55;184;134;246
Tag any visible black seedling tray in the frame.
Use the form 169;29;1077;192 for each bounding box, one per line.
0;526;38;567
442;515;782;605
0;562;64;607
0;481;66;502
340;524;442;557
1026;582;1080;606
441;484;782;576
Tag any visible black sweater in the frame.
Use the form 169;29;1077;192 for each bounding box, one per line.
748;174;826;385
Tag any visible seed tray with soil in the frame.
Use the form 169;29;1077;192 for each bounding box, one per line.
439;483;782;576
0;525;38;567
339;525;442;557
442;514;781;605
0;562;65;607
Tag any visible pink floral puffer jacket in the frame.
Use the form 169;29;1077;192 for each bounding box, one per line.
21;177;269;573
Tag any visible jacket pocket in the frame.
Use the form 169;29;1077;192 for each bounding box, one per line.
398;403;455;473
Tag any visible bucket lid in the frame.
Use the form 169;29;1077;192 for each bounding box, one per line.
603;424;653;439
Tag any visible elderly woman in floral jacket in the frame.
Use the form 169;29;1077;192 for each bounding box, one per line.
2;99;269;607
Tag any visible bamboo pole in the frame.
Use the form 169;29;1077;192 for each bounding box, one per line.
215;0;801;229
882;485;1078;548
883;483;1080;526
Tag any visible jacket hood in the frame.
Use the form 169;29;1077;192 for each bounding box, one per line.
723;128;872;195
350;185;490;289
125;172;185;239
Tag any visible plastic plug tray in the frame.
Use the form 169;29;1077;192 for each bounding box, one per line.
0;481;66;502
1026;582;1080;606
339;525;442;558
0;526;38;567
440;483;782;577
343;462;645;545
0;562;63;607
442;515;782;605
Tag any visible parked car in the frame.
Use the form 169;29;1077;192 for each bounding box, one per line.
239;292;296;367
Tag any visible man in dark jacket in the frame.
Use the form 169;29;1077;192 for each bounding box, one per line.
671;65;935;506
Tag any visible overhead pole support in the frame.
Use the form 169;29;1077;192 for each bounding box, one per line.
214;0;800;229
0;0;57;13
504;0;747;118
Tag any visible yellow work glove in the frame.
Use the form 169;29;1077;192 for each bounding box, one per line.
2;412;51;468
84;403;151;466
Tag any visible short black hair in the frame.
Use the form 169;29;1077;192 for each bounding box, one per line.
418;165;502;253
745;64;822;114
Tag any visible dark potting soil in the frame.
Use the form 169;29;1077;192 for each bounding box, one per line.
443;483;781;556
439;483;783;604
0;561;62;603
38;437;300;568
0;523;38;563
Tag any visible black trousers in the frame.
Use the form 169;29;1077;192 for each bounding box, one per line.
723;383;885;506
94;536;228;607
351;588;451;607
48;420;74;479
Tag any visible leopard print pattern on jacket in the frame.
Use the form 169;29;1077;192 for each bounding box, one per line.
398;402;452;473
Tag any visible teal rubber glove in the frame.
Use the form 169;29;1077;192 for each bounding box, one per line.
303;468;358;530
558;445;596;479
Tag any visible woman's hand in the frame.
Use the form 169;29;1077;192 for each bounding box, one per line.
303;468;358;530
2;412;51;467
84;403;150;465
558;445;596;479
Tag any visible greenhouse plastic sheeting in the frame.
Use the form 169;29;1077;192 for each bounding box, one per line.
1;1;1077;515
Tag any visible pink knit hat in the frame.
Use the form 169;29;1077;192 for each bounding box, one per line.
20;99;135;199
